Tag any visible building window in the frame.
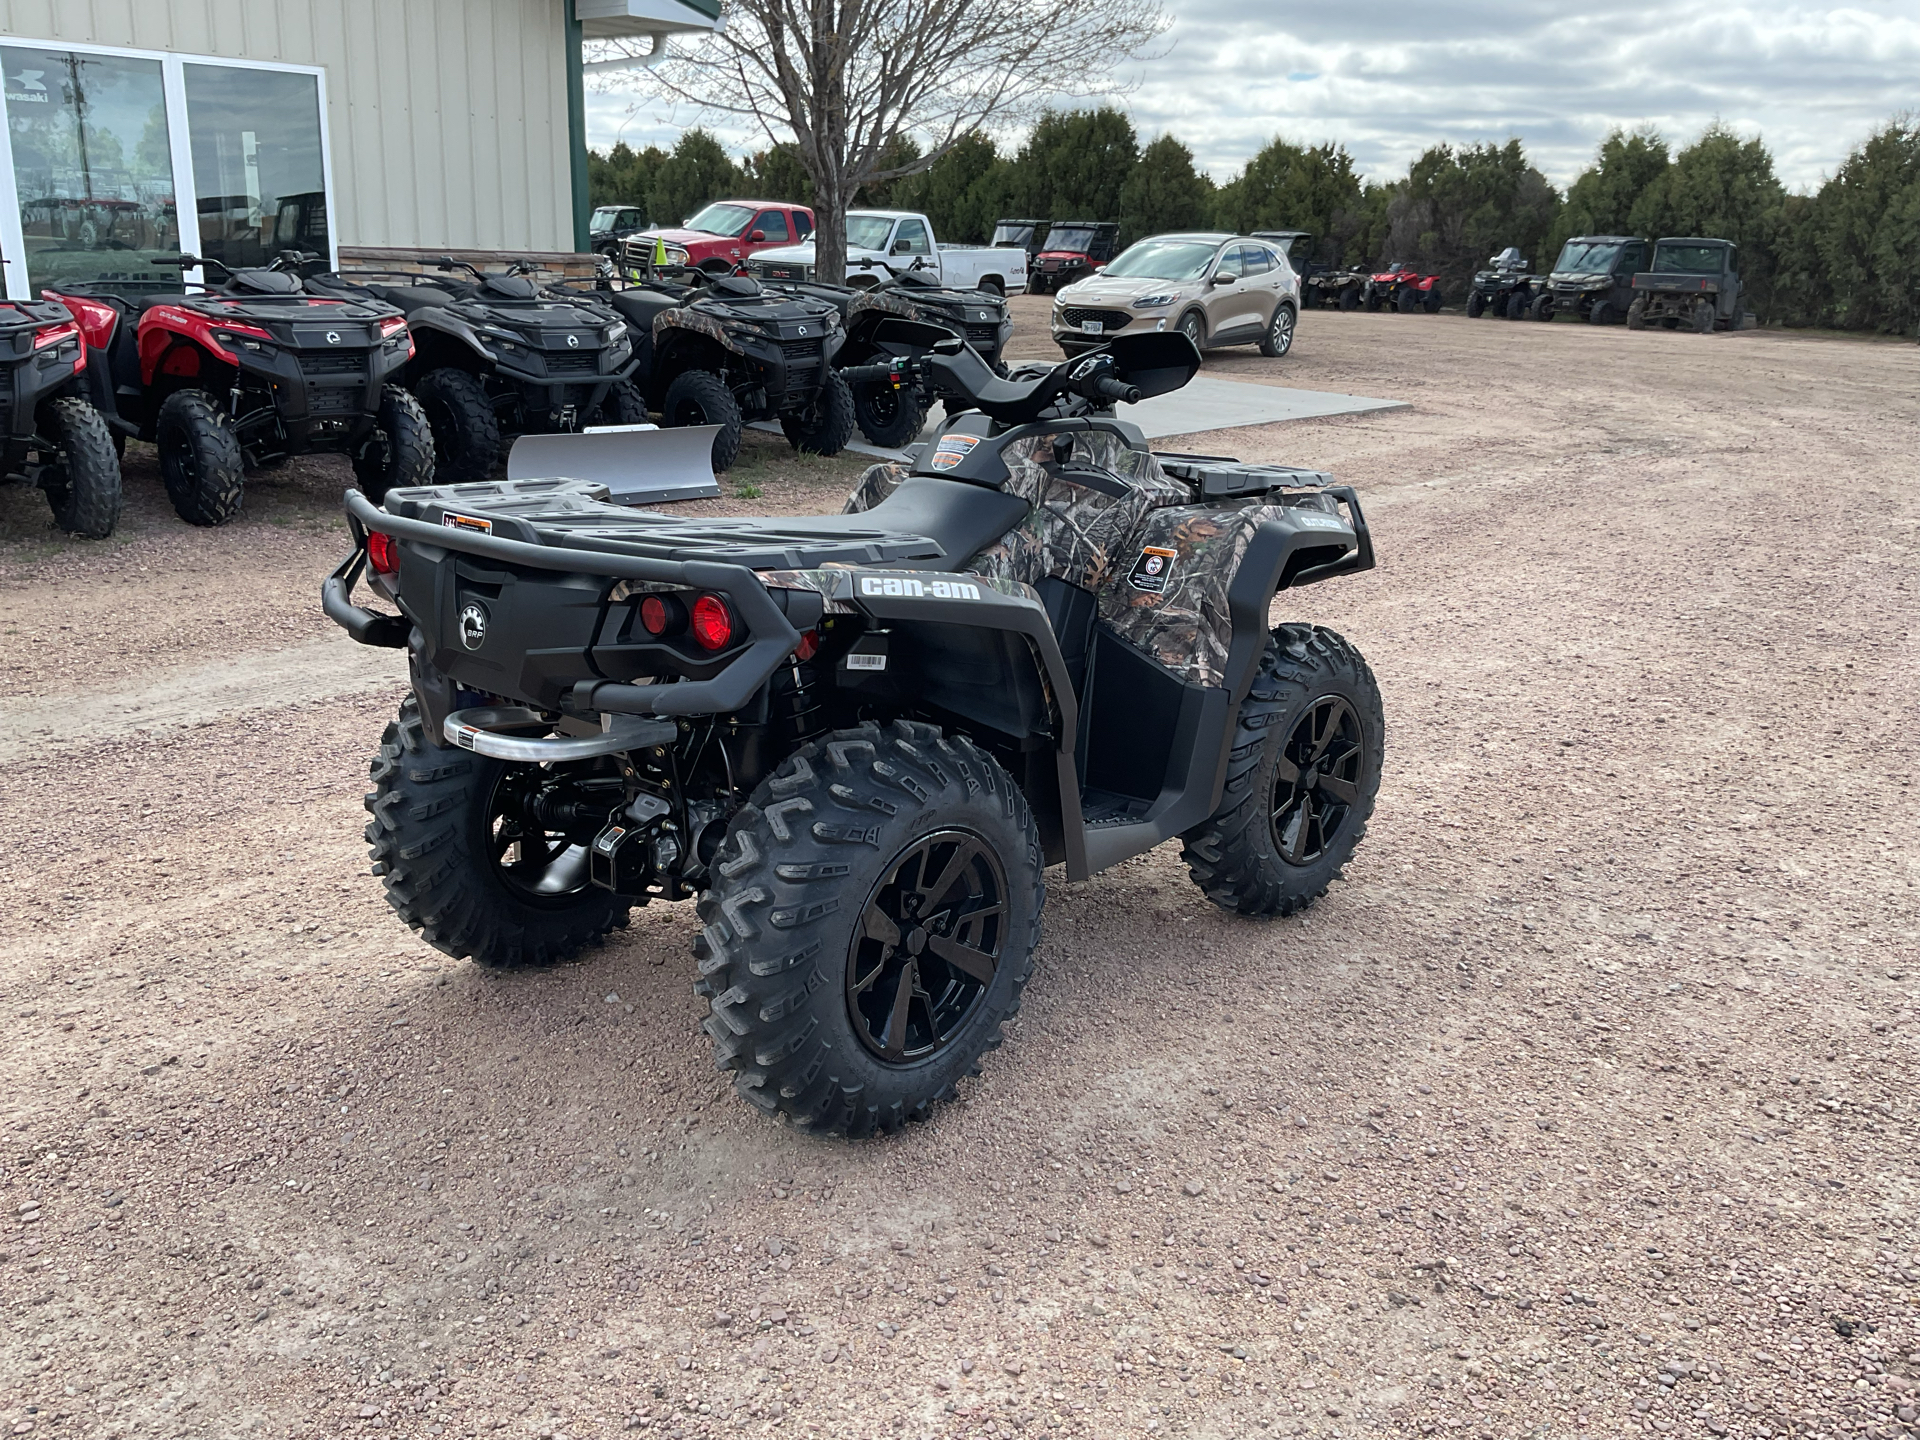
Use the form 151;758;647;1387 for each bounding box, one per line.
184;63;328;269
0;39;332;299
2;44;180;294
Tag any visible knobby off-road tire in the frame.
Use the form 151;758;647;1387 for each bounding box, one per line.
155;389;245;526
1692;301;1717;334
660;369;744;473
1589;300;1616;326
1530;294;1555;322
1466;291;1487;319
590;377;649;427
851;377;927;449
1181;625;1384;918
1505;291;1529;321
1423;287;1443;314
695;720;1045;1137
364;698;631;969
1626;298;1648;330
40;397;122;538
1258;303;1297;358
416;366;501;485
781;370;856;456
1338;284;1362;312
352;385;435;502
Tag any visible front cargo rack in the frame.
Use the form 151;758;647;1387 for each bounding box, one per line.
1153;454;1336;500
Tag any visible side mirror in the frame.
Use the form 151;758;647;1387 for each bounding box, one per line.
749;230;766;243
890;240;912;256
1211;273;1237;287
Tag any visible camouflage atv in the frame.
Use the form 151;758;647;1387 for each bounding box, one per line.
323;328;1384;1137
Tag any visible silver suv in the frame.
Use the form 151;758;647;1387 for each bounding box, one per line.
1051;233;1299;359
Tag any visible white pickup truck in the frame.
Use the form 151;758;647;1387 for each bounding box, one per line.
745;209;1029;294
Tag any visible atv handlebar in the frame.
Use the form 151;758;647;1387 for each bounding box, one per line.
1091;375;1141;405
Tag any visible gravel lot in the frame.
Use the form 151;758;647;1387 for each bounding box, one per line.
1;300;1916;1440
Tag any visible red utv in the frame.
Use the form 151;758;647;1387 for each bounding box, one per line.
1365;263;1444;314
1029;220;1119;294
48;251;432;526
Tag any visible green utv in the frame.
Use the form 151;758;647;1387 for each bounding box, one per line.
1627;238;1749;332
323;327;1384;1137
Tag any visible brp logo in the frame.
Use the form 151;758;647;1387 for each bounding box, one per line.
458;602;489;651
566;333;580;347
325;331;341;344
797;326;808;335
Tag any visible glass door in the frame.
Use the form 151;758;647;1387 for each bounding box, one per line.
182;63;329;270
0;43;180;294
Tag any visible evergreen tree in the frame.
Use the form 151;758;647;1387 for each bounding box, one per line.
892;133;1011;244
1009;107;1139;221
1116;135;1215;245
742;143;814;205
587;140;666;214
648;129;742;227
1632;123;1785;316
1381;140;1561;294
1552;128;1670;250
1210;138;1364;262
1784;118;1920;332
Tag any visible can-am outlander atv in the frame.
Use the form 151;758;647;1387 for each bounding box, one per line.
595;272;854;473
0;298;122;537
325;326;1384;1137
309;259;645;485
50;252;431;525
759;262;1013;447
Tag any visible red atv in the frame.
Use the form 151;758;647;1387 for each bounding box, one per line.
1365;263;1444;314
0;299;122;537
48;252;432;526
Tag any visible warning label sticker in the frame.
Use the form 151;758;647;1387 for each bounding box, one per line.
442;512;493;535
928;434;981;471
1129;545;1177;593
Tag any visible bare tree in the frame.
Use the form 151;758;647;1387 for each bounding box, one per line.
592;0;1167;283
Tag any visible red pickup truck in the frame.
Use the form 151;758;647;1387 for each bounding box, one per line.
621;199;816;275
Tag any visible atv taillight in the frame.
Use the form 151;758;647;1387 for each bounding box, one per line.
795;629;819;662
690;594;736;651
31;321;78;350
367;531;400;576
639;594;686;637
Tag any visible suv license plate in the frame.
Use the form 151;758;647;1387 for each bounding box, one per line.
1081;320;1103;334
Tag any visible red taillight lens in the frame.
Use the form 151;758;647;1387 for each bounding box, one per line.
690;594;735;651
794;629;819;661
639;594;686;637
31;321;78;350
367;531;399;575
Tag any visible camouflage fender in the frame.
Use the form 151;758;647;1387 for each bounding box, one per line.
964;429;1190;593
652;307;748;357
846;290;929;325
1093;502;1288;688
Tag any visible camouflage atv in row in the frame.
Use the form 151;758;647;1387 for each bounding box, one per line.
1628;238;1748;333
324;329;1386;1137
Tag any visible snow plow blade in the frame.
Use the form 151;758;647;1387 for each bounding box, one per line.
505;423;721;506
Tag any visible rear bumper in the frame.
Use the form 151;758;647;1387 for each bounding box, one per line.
324;488;813;719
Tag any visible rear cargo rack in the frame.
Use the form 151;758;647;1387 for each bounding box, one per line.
1153;454;1337;499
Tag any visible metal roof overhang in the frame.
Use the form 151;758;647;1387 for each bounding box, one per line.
575;0;723;38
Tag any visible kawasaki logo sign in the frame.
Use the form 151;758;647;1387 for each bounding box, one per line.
859;575;983;600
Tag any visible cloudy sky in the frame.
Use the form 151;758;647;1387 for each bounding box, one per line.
586;1;1920;191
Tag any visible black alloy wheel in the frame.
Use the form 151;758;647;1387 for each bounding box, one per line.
483;764;602;904
847;830;1007;1064
1270;695;1366;867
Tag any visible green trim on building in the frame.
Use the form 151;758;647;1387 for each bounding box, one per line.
564;0;590;253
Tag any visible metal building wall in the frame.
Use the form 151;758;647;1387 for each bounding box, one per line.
0;0;572;252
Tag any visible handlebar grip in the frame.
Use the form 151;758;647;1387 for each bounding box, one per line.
1095;376;1142;405
839;363;896;385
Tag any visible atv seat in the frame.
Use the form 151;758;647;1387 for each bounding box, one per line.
364;283;456;313
604;289;680;328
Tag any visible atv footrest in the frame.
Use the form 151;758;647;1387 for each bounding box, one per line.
445;706;676;761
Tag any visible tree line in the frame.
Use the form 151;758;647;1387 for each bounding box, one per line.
589;110;1920;334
